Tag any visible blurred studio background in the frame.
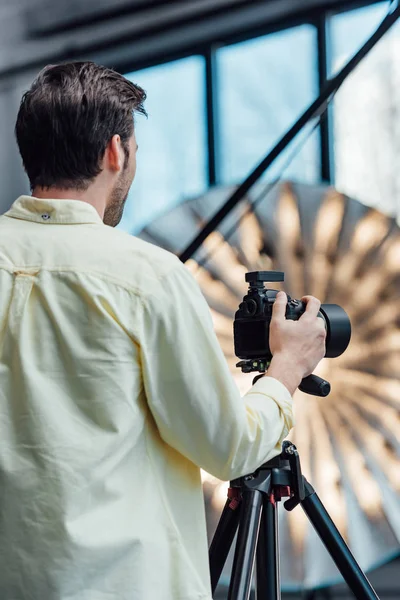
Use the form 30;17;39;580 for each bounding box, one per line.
1;0;400;598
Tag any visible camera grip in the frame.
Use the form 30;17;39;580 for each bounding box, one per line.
299;374;330;397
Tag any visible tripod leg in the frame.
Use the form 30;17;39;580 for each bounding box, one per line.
256;496;281;600
256;496;280;600
300;484;379;600
228;489;263;600
209;497;242;594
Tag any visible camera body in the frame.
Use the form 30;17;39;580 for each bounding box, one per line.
233;272;351;390
234;272;305;363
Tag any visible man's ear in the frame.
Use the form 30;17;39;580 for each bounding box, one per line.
105;135;124;172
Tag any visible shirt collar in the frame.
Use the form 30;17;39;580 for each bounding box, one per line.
4;196;104;225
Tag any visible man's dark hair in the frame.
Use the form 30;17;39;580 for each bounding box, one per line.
15;61;147;191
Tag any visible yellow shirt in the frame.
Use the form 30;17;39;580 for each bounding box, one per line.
0;196;294;600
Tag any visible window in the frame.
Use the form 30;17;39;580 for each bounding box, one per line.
330;1;391;76
216;25;320;186
120;56;207;235
330;2;400;217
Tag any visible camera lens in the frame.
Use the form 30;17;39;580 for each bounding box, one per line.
319;304;351;358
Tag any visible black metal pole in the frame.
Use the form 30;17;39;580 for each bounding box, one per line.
205;47;219;187
316;15;333;183
228;489;263;600
179;4;400;263
256;497;280;600
209;496;241;593
301;490;379;600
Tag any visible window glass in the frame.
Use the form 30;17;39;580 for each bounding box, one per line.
120;56;207;234
217;25;320;186
330;1;391;75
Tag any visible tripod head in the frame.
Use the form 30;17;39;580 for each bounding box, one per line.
230;441;307;511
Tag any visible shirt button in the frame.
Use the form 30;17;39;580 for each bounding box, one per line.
41;213;51;220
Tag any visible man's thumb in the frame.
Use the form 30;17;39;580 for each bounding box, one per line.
272;291;287;319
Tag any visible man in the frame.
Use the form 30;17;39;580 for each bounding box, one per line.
0;62;326;599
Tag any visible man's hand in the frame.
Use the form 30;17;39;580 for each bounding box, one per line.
267;292;326;395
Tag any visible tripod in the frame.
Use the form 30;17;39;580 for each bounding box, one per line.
209;441;380;600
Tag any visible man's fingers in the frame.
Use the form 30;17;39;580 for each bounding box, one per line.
272;291;287;320
300;295;321;319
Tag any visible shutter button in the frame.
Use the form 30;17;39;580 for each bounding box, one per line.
41;213;51;221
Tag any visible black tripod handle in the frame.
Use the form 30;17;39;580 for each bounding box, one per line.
253;373;330;396
299;374;330;397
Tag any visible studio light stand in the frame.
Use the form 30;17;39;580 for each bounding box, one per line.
209;441;380;600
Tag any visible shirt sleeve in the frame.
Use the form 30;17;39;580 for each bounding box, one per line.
139;260;294;481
